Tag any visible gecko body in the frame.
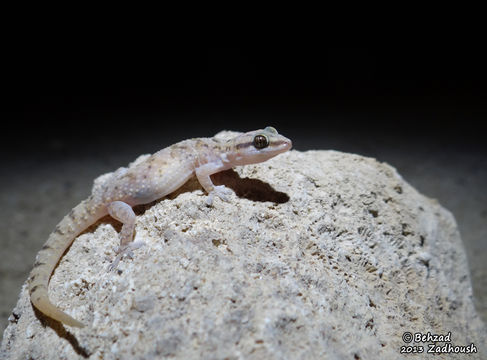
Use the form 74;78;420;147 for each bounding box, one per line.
28;127;292;328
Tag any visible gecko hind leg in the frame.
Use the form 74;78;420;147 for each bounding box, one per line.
107;201;145;271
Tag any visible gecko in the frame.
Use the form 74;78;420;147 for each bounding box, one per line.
28;127;292;328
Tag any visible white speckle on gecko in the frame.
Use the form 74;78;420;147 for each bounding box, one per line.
28;127;292;328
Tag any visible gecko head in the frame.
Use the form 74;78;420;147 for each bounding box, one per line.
226;126;292;166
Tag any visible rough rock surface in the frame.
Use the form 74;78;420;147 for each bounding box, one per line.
2;132;486;359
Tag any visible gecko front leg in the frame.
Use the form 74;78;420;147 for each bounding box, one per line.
195;161;233;206
107;201;144;270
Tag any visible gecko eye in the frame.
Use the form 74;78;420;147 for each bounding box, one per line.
253;134;269;149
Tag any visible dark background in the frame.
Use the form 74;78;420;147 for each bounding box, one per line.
1;47;486;331
3;47;486;157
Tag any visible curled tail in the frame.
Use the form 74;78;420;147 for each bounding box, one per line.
30;285;85;328
28;197;106;328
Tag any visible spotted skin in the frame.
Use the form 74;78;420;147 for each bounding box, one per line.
28;127;292;328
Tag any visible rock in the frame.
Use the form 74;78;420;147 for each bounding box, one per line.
2;132;486;359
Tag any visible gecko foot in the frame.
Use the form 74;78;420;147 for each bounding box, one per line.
206;185;233;206
108;241;145;271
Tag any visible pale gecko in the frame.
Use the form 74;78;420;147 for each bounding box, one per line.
28;127;292;328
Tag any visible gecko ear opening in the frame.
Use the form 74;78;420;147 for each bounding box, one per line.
264;126;278;134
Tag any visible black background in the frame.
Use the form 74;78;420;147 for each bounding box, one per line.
3;47;486;160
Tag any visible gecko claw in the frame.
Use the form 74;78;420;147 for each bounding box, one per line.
108;254;123;271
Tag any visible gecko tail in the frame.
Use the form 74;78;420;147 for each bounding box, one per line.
30;286;85;328
27;197;104;329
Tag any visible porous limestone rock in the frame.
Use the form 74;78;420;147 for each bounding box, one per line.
2;132;486;359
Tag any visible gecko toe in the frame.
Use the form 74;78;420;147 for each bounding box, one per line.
108;241;146;271
213;185;233;203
